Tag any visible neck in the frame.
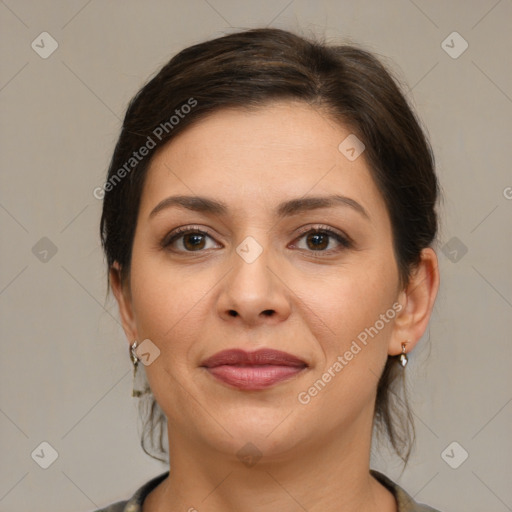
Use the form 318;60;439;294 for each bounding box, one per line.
143;411;397;512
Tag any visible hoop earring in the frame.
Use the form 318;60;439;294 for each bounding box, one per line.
399;342;409;368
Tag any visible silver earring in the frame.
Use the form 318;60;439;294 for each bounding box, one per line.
130;341;145;397
399;342;408;367
130;340;139;367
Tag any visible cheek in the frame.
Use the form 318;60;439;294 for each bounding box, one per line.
129;250;218;358
304;256;397;347
296;276;395;424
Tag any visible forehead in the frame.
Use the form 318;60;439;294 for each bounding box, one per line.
139;101;388;221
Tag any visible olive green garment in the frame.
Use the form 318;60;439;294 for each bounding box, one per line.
92;469;442;512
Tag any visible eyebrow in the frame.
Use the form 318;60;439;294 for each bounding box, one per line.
149;194;370;221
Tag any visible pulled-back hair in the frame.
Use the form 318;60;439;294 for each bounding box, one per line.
100;27;439;467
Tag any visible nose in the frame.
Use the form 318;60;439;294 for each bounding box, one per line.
216;237;292;327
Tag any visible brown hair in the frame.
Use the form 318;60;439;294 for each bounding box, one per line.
100;27;439;467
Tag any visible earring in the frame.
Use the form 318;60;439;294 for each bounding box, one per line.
130;340;139;367
399;342;408;367
130;341;145;397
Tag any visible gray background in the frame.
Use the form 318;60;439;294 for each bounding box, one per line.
1;1;511;511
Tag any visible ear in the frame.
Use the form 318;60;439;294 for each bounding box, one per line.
110;261;139;344
389;247;440;356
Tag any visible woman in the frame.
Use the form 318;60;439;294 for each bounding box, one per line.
96;27;441;512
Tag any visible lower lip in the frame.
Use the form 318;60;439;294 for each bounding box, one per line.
204;364;306;390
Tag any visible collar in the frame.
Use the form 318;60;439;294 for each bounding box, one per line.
115;469;440;512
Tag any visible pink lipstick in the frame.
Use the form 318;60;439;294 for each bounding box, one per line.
200;348;307;390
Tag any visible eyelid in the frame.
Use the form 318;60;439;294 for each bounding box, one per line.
293;223;351;242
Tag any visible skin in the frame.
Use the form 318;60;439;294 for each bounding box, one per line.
111;100;439;512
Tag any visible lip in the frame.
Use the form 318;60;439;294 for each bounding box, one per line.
201;348;307;368
200;349;308;390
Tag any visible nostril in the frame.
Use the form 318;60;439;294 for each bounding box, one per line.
229;310;238;317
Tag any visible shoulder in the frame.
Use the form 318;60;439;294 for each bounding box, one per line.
91;471;169;512
370;469;443;512
92;501;129;512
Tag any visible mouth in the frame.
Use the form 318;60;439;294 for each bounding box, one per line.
200;348;308;390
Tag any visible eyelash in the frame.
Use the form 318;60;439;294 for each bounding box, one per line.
161;224;352;256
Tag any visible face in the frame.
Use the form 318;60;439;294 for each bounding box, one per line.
116;100;408;462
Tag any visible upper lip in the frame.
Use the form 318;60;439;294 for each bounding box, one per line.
200;349;307;368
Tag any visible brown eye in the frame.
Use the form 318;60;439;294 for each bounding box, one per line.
292;227;351;254
162;224;351;256
181;232;207;251
162;228;217;253
305;232;329;251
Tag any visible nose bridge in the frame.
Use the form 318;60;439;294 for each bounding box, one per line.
232;231;274;300
218;228;290;324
